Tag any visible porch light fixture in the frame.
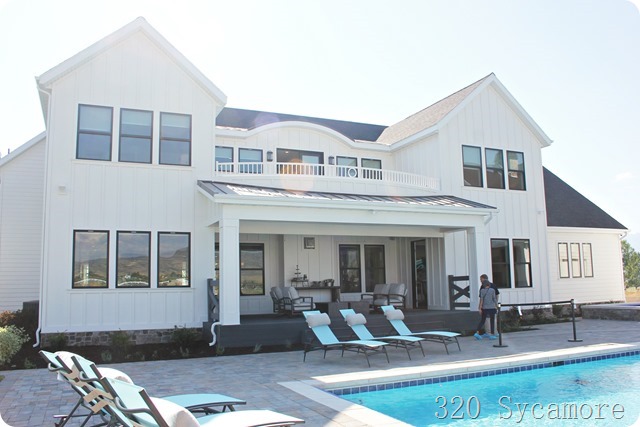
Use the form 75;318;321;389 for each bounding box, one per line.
266;151;273;162
328;156;335;165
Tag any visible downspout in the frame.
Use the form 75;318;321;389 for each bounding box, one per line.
33;84;52;348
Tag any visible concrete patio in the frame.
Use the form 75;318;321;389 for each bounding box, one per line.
1;318;639;426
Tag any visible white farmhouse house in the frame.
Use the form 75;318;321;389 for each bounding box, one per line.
0;18;626;341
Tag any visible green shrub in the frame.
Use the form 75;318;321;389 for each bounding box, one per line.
171;325;199;355
552;304;564;318
46;333;68;351
110;331;132;360
0;311;17;327
0;325;30;366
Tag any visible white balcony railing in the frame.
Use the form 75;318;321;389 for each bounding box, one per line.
214;161;440;191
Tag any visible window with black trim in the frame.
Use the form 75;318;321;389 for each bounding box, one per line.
73;230;109;288
158;232;190;287
485;148;505;189
491;239;511;288
361;158;382;180
558;243;570;278
513;239;532;287
116;231;150;288
462;145;482;187
239;148;263;174
339;244;361;293
119;109;152;163
364;245;385;293
337;156;358;177
77;105;113;161
159;113;191;166
215;146;233;172
582;243;594;277
507;151;526;190
276;148;324;175
240;243;265;295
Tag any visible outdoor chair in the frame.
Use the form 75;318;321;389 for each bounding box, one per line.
270;287;286;314
360;283;391;312
339;308;424;359
302;310;390;367
387;283;407;309
381;305;462;354
282;287;314;316
101;376;304;427
39;350;247;426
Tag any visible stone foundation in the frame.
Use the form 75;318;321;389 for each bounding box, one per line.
41;327;203;347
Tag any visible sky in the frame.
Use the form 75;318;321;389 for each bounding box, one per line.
1;0;639;250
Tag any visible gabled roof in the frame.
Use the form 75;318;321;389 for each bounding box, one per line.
36;17;226;121
544;168;626;230
376;73;553;147
0;132;45;168
198;181;495;211
217;107;387;142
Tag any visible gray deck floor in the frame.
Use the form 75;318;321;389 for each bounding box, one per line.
1;319;639;426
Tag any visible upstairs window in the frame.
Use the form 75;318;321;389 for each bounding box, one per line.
239;148;263;174
215;146;234;172
77;105;113;161
462;145;482;187
160;113;191;166
485;148;505;189
361;158;382;180
119;109;152;163
507;151;526;190
276;149;324;175
337;156;358;177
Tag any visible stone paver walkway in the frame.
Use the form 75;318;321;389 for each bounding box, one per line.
1;319;639;426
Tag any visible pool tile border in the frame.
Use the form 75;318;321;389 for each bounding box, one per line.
330;349;640;396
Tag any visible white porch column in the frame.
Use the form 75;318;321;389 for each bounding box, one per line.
467;226;490;311
219;218;240;325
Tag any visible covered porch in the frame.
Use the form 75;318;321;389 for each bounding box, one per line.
197;181;496;326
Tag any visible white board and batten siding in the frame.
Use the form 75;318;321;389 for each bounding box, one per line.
39;31;222;333
548;228;625;304
0;137;46;311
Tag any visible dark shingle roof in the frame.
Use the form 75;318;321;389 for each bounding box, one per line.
544;168;626;229
217;107;387;142
198;181;495;210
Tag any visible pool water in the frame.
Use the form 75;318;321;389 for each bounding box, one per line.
341;354;640;426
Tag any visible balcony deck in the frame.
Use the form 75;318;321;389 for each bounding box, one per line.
214;161;440;195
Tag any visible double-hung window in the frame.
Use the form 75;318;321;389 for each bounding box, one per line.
361;158;382;180
160;113;191;166
240;244;265;295
119;109;152;163
462;145;482;187
558;243;570;278
485;148;505;189
570;243;582;278
73;230;109;288
337;156;358;177
582;243;594;277
513;239;532;287
507;151;526;190
239;148;263;173
215;146;234;172
158;232;190;287
77;105;113;161
116;231;150;288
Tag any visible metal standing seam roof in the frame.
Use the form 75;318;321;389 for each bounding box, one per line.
198;181;496;210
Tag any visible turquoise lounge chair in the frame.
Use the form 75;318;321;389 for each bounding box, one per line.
102;376;304;427
302;310;390;367
381;305;462;354
39;350;246;426
339;308;425;359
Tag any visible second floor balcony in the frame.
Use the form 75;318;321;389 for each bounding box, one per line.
214;161;440;195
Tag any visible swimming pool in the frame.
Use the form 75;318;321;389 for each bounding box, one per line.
338;352;640;426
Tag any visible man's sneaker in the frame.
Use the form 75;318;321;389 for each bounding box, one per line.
474;333;483;340
489;335;498;340
482;333;491;338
